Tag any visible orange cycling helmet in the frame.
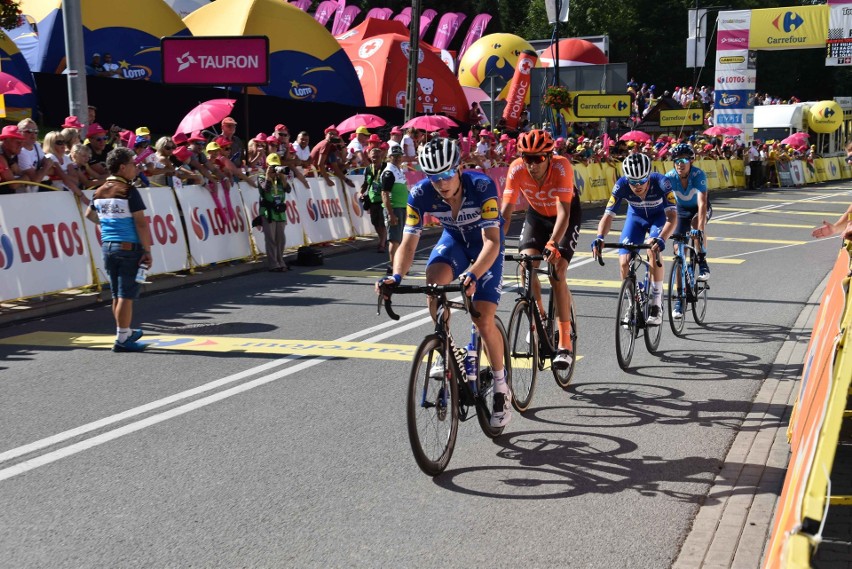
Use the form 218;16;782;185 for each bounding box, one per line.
517;129;555;154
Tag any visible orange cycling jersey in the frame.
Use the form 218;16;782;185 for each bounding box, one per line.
503;155;575;217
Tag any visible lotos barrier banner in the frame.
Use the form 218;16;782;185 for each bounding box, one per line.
81;187;190;283
0;192;92;301
174;184;252;266
339;174;375;237
299;177;353;243
237;183;306;260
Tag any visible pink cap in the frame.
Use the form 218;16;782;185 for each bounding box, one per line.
390;126;402;135
274;123;288;133
173;146;193;162
172;132;188;145
187;130;206;143
0;125;23;140
87;123;107;137
62;116;83;129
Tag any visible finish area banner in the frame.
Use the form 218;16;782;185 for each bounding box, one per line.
748;5;828;50
827;3;852;66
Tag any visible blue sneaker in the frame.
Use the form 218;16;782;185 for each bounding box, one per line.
113;339;147;353
128;329;144;343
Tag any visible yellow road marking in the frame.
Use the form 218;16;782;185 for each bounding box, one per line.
728;197;852;206
712;207;846;217
712;220;814;229
707;236;805;245
0;332;574;367
572;252;745;264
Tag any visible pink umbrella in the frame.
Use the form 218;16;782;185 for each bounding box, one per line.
0;72;31;96
780;132;809;146
619;130;651;143
174;98;236;136
462;86;489;106
402;114;458;131
335;113;387;134
703;126;728;136
722;126;743;135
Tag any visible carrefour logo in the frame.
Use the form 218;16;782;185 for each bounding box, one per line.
830;161;838;176
817;107;836;119
615;100;628;112
772;11;804;33
722;164;730;179
0;231;14;269
573;169;585;194
190;207;210;241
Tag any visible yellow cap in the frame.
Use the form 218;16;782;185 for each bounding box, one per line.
205;141;220;152
135;126;150;137
267;153;281;166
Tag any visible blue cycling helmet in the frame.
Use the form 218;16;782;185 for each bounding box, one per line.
671;143;694;159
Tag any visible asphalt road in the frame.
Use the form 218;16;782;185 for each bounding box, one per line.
0;182;850;568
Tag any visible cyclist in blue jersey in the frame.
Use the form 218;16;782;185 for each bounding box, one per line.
665;143;710;320
591;153;677;326
376;137;511;427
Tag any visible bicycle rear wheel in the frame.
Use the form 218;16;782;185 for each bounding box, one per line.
668;258;686;337
476;317;510;438
615;277;637;370
552;301;577;389
506;299;537;412
407;335;459;476
693;281;709;325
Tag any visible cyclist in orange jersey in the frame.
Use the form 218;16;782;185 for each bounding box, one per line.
500;129;582;369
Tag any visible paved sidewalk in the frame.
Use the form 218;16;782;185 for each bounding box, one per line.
672;275;825;569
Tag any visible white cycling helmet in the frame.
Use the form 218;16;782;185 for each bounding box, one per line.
418;137;461;175
622;153;652;181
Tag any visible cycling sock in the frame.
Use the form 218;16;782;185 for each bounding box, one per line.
651;281;663;306
492;368;507;390
116;327;131;343
558;321;573;350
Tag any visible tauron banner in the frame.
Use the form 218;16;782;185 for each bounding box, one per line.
748;5;828;50
826;3;852;66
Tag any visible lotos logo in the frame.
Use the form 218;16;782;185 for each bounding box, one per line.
190;207;210;241
772;11;804;33
307;198;320;222
0;231;14;269
289;81;317;100
144;213;180;244
350;192;363;217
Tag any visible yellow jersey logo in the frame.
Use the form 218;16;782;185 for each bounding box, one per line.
481;198;499;220
666;192;677;205
406;206;420;226
606;195;617;209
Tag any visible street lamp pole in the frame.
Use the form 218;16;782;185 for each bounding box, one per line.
692;4;729;88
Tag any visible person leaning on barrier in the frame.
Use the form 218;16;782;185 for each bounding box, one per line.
16;118;53;193
0;125;27;194
84;147;153;353
258;153;292;272
68;144;105;189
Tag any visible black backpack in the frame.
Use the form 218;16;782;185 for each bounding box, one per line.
295;246;324;266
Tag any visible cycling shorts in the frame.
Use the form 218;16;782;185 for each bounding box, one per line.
518;195;582;263
427;230;504;304
619;210;667;255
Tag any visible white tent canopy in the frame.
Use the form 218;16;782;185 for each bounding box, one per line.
753;104;804;130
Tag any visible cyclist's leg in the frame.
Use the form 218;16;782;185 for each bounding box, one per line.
517;209;548;318
618;212;648;280
425;231;467;323
551;196;582;351
647;212;668;308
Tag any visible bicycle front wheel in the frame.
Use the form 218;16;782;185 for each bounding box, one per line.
407;335;459;476
643;297;663;354
506;300;537;412
615;277;636;370
668;258;686;337
552;301;577;389
476;317;510;438
693;281;709;325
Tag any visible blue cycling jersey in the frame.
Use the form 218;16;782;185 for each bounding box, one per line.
404;170;503;243
664;166;707;210
604;172;677;220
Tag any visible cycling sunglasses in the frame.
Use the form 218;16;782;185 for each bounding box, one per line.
522;154;548;165
674;158;691;165
428;168;457;183
627;176;649;186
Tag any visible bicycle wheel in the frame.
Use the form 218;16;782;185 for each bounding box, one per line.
643;296;663;354
506;299;537;412
615;277;636;370
407;335;459;476
692;281;709;325
476;317;510;438
552;301;577;389
668;258;686;337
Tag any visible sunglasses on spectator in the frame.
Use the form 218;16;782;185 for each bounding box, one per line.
277;132;289;136
627;177;649;186
522;154;548;165
674;158;691;165
428;168;457;183
22;129;38;134
164;145;176;150
93;136;107;141
55;140;67;145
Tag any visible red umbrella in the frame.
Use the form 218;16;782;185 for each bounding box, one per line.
0;72;31;96
703;126;728;136
619;130;651;143
174;98;236;136
335;113;387;134
402;114;458;131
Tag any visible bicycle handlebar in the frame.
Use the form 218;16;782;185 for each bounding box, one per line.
377;281;480;321
593;242;662;268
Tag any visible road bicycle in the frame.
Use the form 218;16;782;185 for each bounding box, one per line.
378;281;511;476
668;231;709;337
504;253;577;412
595;242;663;370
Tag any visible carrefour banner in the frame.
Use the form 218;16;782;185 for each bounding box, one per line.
827;3;852;66
749;5;828;50
0;192;92;301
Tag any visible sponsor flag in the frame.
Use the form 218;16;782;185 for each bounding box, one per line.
419;9;438;39
393;7;412;27
332;5;361;35
458;14;493;59
366;7;391;20
432;13;466;50
313;0;337;26
502;50;537;131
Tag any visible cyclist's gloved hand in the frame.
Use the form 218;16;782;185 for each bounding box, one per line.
591;235;604;256
544;240;561;261
650;237;666;252
375;273;401;294
689;229;703;238
459;271;478;296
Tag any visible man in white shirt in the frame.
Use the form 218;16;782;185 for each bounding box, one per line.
747;141;761;190
401;128;418;160
291;131;311;166
346;126;369;168
16;118;53;193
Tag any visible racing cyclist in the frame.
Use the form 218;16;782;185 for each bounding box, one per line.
500;129;581;369
664;143;710;320
375;137;511;428
591;153;677;326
